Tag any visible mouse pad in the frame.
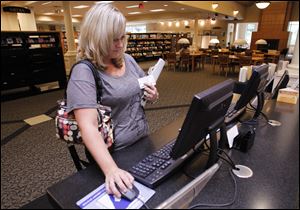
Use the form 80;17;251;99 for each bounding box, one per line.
76;181;155;209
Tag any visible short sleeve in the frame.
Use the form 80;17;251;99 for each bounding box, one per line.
125;54;146;78
66;63;98;113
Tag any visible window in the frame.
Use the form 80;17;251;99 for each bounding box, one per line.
126;24;146;33
287;21;299;54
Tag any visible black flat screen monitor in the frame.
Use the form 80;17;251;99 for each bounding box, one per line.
170;79;234;160
235;64;269;111
271;70;289;99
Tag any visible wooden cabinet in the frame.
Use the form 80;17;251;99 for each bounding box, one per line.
1;31;67;94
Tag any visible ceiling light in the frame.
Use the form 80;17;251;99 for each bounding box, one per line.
73;5;89;9
43;12;55;15
126;5;139;8
211;18;216;24
175;21;180;27
212;3;219;10
184;20;189;26
255;1;270;9
164;5;168;7
168;22;172;27
200;20;205;26
160;22;165;25
180;8;185;10
42;1;52;6
233;10;239;16
150;9;165;12
95;1;114;4
128;12;141;15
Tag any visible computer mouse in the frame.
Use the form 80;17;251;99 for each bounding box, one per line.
117;184;139;201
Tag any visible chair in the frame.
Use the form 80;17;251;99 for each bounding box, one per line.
218;54;233;77
239;56;252;68
166;52;177;71
180;52;190;72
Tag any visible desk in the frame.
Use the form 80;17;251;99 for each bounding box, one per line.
189;52;206;72
190;100;299;208
45;100;298;209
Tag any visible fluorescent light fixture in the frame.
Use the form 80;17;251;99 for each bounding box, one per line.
42;1;52;5
128;12;141;15
73;5;89;9
43;12;55;15
255;1;270;9
126;5;139;8
150;9;166;12
212;3;219;10
96;1;114;4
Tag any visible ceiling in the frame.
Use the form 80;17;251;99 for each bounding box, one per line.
1;1;253;25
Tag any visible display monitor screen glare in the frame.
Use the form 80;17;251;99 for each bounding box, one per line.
170;79;234;160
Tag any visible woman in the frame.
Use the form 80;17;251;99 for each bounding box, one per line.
66;3;159;198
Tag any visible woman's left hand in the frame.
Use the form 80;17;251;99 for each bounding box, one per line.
144;84;159;103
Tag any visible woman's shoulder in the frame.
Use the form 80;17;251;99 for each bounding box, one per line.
70;62;95;82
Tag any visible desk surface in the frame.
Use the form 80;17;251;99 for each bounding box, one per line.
46;100;299;209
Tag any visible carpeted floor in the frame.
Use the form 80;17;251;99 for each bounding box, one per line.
1;61;239;209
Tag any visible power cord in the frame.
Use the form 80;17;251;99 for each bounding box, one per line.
188;167;238;208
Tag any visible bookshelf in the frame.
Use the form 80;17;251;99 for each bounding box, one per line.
1;31;67;95
126;33;180;61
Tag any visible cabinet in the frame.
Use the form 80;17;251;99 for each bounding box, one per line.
1;31;67;94
126;33;178;61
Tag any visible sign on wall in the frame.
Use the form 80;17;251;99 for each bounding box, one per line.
3;6;31;14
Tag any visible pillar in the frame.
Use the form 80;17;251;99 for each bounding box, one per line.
62;1;77;76
286;29;299;73
193;19;199;49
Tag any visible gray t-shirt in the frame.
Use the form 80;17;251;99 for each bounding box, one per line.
66;54;148;150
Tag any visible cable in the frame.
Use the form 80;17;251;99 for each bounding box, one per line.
188;168;238;208
217;148;239;170
136;197;150;209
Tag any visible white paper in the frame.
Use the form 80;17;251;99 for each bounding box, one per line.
138;75;156;89
76;181;155;209
226;125;239;148
138;58;165;89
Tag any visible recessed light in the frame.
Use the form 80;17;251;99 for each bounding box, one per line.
150;9;166;12
164;5;168;7
126;5;139;8
73;5;89;9
128;12;141;15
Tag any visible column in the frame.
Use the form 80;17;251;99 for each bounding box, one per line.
286;29;299;72
193;19;199;49
62;1;77;76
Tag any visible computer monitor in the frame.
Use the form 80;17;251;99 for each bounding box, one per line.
271;70;289;99
170;79;234;167
234;64;269;119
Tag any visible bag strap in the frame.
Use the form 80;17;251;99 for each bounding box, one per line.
64;59;103;103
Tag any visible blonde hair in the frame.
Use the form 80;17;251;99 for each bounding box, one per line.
77;3;127;69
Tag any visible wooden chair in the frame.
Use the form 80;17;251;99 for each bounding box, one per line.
166;52;177;71
180;52;190;72
239;56;252;67
218;54;233;77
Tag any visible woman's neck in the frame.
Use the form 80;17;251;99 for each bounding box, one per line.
103;58;125;77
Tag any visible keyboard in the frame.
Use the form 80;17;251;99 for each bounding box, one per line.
224;103;246;124
129;139;193;188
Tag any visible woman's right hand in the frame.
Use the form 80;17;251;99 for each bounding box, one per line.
105;167;134;198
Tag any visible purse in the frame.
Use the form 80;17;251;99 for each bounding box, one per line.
55;60;114;148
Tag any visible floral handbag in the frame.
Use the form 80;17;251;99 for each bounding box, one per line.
55;60;114;148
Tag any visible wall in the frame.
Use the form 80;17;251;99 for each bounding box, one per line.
1;7;20;31
251;2;292;51
1;7;37;31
